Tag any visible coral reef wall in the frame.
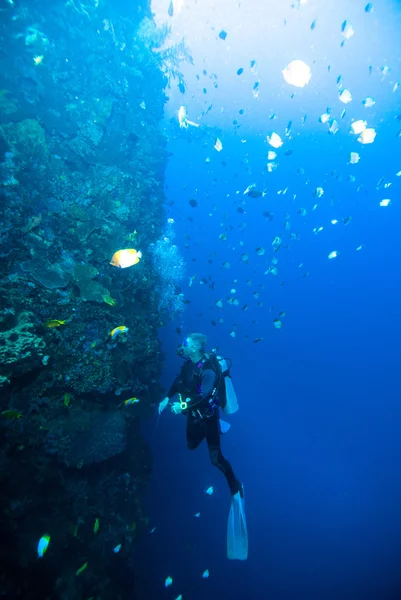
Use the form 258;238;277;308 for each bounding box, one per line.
0;1;184;598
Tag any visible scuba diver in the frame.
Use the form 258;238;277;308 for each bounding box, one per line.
158;332;242;496
158;333;248;560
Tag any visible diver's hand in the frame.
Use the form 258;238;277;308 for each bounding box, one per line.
158;397;169;414
171;402;183;415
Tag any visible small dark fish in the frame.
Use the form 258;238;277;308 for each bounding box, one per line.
176;327;181;335
310;18;317;30
262;211;274;221
183;299;192;305
203;88;207;94
237;68;244;75
237;207;245;214
342;216;352;226
189;199;198;207
247;189;264;198
178;80;185;94
250;60;256;68
242;304;248;311
219;30;227;40
233;119;238;125
202;104;213;117
284;150;293;156
239;109;244;115
253;81;260;92
253;338;263;343
365;3;373;13
168;0;173;17
203;69;207;75
211;320;216;326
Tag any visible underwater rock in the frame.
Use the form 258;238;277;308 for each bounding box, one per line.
0;118;49;161
57;410;127;467
73;263;110;302
20;260;71;290
0;311;46;383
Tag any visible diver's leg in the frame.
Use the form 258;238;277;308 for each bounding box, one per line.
206;414;242;496
186;413;206;450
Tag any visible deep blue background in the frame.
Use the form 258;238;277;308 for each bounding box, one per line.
136;141;401;599
135;1;401;597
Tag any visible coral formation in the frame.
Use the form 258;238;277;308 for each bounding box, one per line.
0;0;188;597
0;310;46;385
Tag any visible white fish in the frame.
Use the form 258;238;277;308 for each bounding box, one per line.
319;111;331;124
205;486;214;495
282;60;311;87
202;569;210;579
214;138;223;151
165;576;173;588
350;120;367;134
379;199;391;207
341;20;354;39
243;183;256;195
339;89;352;104
362;97;375;107
357;128;376;144
267;132;283;148
178;105;199;129
349;152;360;164
328;250;339;259
329;119;339;134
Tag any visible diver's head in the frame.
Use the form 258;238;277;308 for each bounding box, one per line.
177;333;207;361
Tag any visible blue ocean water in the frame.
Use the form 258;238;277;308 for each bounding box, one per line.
141;1;401;598
1;0;400;597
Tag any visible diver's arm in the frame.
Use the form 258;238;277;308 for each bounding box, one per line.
166;376;181;401
159;369;183;413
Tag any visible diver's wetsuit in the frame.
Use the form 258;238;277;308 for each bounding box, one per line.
167;356;241;496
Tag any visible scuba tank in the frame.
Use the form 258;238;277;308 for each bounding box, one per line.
212;351;239;415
